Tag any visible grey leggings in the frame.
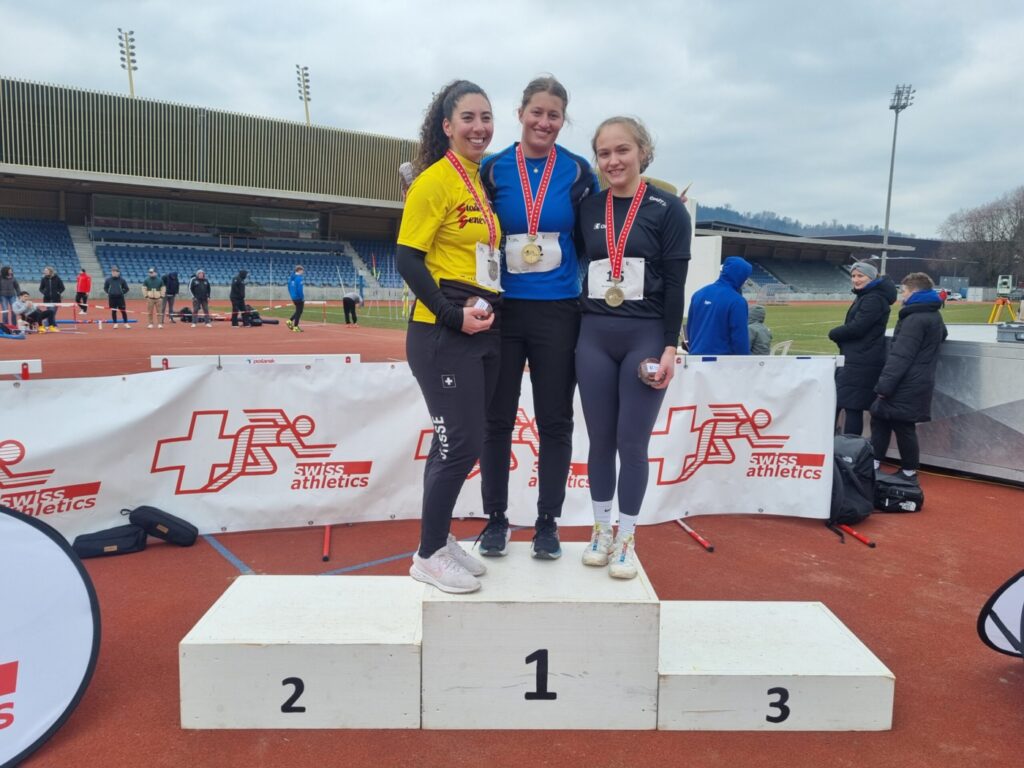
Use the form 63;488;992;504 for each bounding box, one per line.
575;314;668;517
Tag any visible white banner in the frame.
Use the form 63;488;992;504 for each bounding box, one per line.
0;357;837;541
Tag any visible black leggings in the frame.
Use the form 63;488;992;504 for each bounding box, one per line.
407;321;500;558
836;408;864;437
480;298;579;519
231;298;246;326
343;298;358;324
575;314;668;518
290;300;304;325
870;416;920;470
109;295;128;323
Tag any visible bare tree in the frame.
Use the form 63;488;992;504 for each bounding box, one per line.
939;186;1024;287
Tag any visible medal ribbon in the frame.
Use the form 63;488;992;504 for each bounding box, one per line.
515;145;557;237
445;150;497;250
605;181;647;280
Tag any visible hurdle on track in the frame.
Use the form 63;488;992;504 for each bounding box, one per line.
0;359;42;379
150;354;361;369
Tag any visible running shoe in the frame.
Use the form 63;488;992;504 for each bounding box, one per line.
581;524;614;567
609;534;638;580
446;534;486;576
476;515;510;557
410;550;480;593
531;516;561;559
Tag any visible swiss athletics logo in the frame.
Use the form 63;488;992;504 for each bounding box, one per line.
151;409;372;494
0;660;17;730
649;403;825;484
0;439;101;517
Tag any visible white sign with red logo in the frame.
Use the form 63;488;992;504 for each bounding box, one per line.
0;358;836;541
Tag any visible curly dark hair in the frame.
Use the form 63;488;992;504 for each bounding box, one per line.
413;80;490;174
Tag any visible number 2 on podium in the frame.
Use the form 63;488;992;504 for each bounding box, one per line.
525;649;557;701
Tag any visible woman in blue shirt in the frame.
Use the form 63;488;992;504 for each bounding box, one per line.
478;76;599;559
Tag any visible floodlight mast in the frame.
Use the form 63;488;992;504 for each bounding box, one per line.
880;84;914;276
296;65;311;126
117;27;138;98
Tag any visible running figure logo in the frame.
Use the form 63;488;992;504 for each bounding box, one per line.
649;404;790;484
414;407;539;479
152;409;336;494
0;440;55;490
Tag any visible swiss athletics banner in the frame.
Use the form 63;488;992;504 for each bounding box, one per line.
0;357;837;541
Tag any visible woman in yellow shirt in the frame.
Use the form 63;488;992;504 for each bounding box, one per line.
397;79;502;593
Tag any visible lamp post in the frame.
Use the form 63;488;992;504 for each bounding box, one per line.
296;65;311;126
117;28;138;98
880;83;914;276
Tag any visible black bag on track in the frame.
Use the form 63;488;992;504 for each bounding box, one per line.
179;306;193;322
830;434;875;526
874;471;925;512
72;524;147;558
126;505;198;546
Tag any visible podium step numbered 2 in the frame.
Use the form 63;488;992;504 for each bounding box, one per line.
180;544;894;730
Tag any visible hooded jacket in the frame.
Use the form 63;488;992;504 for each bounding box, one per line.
40;272;65;302
0;267;19;299
828;276;898;410
163;272;180;296
686;256;753;355
189;273;211;301
747;304;772;354
229;270;248;302
288;271;305;301
104;274;129;297
870;290;947;423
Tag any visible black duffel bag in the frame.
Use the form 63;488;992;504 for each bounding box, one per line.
874;471;925;512
126;505;199;546
73;524;147;558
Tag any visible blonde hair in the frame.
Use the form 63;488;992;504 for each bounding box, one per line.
592;116;655;173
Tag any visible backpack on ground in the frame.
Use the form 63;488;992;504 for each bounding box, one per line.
245;304;261;327
829;434;875;526
874;471;925;512
179;306;193;322
125;505;199;546
72;524;147;558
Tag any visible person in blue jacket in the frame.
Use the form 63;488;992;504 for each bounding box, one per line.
287;265;305;333
477;75;599;560
686;256;752;354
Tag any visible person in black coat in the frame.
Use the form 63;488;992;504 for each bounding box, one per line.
39;266;65;325
869;272;947;480
161;271;180;324
229;270;248;327
828;261;897;436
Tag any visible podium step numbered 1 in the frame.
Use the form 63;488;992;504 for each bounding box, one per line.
179;544;894;730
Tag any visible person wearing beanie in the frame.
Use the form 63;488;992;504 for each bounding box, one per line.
189;269;212;327
869;272;947;480
828;260;897;437
142;267;166;328
686;256;753;355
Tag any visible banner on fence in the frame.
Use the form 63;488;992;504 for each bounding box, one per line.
0;357;837;541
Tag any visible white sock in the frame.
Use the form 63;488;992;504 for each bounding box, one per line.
591;500;613;530
617;514;637;539
900;468;917;477
873;460;880;470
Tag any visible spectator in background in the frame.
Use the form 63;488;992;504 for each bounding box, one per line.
287;265;305;333
75;268;91;317
686;256;752;354
230;269;248;327
161;271;180;324
0;265;19;327
189;269;212;327
870;272;947;482
827;261;897;437
342;289;362;326
142;267;165;328
747;304;772;354
39;266;64;325
13;291;57;332
104;266;130;327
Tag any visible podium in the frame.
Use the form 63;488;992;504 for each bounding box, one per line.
179;547;895;731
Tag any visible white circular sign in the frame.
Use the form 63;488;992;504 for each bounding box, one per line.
0;506;99;768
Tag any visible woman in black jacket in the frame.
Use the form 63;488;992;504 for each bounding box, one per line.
229;270;248;327
869;272;947;479
39;266;65;326
827;261;897;436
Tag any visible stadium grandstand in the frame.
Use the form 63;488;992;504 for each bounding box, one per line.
0;75;923;301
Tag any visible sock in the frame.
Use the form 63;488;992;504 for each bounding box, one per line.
900;469;917;477
617;513;637;539
591;500;613;530
873;460;880;470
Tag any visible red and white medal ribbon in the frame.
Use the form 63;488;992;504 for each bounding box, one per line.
445;150;497;250
515;144;557;237
605;181;647;280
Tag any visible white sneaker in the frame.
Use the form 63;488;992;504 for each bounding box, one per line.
158;324;163;328
446;534;486;576
609;534;638;580
581;524;615;567
410;550;481;593
147;324;154;328
191;323;197;328
205;322;212;327
124;324;131;329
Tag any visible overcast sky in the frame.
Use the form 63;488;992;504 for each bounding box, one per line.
2;0;1022;238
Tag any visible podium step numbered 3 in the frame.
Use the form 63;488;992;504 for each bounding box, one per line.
179;543;894;730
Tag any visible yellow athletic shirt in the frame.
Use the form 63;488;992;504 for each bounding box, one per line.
397;152;501;325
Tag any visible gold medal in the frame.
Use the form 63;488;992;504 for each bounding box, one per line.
605;285;625;307
488;259;499;282
522;242;542;265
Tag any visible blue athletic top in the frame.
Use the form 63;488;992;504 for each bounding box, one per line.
482;143;599;300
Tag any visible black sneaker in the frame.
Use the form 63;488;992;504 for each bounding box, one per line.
477;515;510;557
532;516;561;560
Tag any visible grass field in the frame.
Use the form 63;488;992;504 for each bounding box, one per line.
260;299;998;354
